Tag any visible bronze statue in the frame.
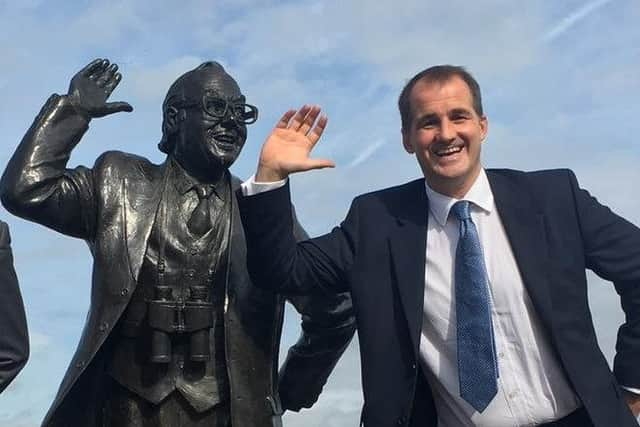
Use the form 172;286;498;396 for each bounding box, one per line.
0;59;355;427
0;220;29;393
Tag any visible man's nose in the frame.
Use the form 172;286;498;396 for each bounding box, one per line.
439;119;456;141
220;110;240;128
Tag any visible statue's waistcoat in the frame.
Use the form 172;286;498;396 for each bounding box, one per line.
108;161;232;413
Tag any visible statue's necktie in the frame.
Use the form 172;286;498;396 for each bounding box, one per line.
187;185;213;236
450;200;498;412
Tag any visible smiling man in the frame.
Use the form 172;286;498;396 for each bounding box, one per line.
238;65;640;426
0;59;355;427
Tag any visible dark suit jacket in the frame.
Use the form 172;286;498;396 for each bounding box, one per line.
238;168;640;427
0;220;29;393
0;94;355;427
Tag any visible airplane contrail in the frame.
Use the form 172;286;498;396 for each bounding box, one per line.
542;0;615;43
348;139;387;169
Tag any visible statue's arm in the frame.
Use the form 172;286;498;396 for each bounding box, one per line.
277;208;356;411
0;59;131;239
0;221;28;393
0;94;97;238
280;292;356;411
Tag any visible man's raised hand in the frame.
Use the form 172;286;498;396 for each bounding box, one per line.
256;105;335;182
67;58;133;119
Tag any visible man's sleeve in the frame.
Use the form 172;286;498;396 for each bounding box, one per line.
276;205;356;411
0;95;97;240
0;221;29;393
568;170;640;389
240;175;287;196
238;180;358;295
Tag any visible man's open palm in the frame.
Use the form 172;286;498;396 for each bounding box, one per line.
256;105;334;182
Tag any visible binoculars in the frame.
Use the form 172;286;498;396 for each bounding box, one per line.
147;285;214;363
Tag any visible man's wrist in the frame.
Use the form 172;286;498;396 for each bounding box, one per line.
622;386;640;396
255;164;287;183
241;175;287;196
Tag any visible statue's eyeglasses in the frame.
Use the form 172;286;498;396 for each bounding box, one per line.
174;95;259;125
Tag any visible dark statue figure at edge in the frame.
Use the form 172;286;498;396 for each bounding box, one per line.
0;59;355;427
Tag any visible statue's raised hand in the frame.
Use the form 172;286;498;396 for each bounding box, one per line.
256;105;335;182
67;58;133;118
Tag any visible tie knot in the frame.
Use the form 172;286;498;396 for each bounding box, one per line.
194;185;212;200
450;200;471;221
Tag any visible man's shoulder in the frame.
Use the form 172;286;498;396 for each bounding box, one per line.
352;178;426;205
93;150;164;183
352;178;425;211
487;167;577;189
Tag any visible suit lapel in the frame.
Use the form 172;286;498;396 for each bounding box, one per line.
123;162;168;281
227;177;244;291
388;179;429;357
487;171;554;330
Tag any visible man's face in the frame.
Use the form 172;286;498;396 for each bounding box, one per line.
174;71;248;172
402;76;488;197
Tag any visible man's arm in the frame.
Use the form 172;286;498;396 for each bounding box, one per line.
567;170;640;416
279;291;356;411
239;105;359;295
0;59;132;239
0;221;28;393
276;209;356;411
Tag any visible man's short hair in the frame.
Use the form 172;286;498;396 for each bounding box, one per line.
398;65;483;132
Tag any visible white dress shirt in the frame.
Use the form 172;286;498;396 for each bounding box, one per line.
420;169;580;427
241;172;639;426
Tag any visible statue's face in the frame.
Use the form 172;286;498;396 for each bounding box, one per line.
173;70;249;173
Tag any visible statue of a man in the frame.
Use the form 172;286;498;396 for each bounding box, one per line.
0;59;355;427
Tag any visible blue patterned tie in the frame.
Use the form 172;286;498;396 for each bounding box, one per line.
451;200;498;412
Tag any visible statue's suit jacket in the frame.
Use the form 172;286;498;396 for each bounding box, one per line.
0;95;355;427
0;220;28;393
238;170;640;427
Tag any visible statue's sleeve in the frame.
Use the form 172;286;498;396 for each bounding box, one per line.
0;221;29;393
0;95;98;240
278;206;356;411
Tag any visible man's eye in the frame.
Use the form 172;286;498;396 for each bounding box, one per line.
205;99;227;115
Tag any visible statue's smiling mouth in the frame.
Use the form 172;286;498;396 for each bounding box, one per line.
209;130;237;147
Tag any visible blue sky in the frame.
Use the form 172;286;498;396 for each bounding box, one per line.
0;0;639;425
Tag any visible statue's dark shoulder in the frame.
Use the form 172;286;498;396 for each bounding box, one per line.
229;174;242;192
92;150;164;185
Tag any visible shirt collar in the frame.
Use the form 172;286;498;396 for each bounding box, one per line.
424;168;494;227
170;158;226;201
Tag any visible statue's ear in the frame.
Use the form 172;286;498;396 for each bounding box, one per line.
163;106;181;135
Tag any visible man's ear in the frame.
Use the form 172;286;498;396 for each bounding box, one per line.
402;129;415;154
480;115;488;142
163;106;185;135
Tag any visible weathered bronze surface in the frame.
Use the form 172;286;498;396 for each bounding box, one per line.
0;59;355;427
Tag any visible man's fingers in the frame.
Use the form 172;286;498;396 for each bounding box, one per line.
97;63;119;88
288;105;312;130
98;101;133;117
88;59;110;80
308;114;328;146
298;105;321;135
81;58;104;77
276;110;297;129
304;158;335;171
103;73;123;93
